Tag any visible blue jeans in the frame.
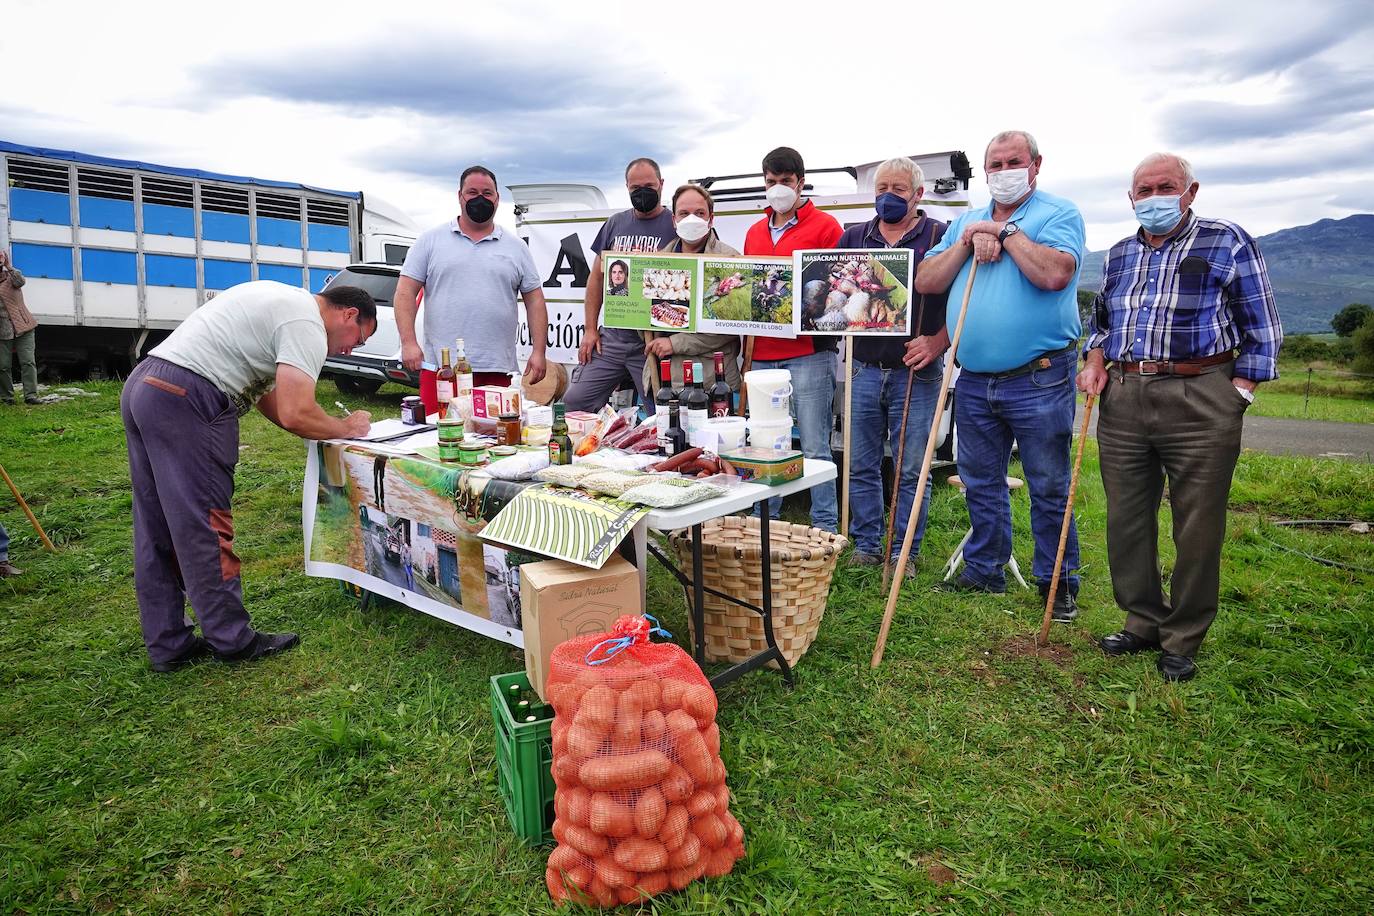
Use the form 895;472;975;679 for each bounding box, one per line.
753;350;837;532
0;520;8;562
953;349;1079;593
849;358;943;558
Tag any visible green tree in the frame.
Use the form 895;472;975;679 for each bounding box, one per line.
1280;334;1331;362
1353;320;1374;375
1330;302;1372;337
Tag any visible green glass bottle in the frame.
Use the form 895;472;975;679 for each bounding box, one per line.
549;402;573;466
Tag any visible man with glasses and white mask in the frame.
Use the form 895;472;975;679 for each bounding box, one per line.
1078;152;1281;682
917;130;1085;620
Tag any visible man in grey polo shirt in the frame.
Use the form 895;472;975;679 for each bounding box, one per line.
397;166;548;412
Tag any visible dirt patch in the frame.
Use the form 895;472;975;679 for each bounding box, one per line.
992;634;1074;666
918;857;957;885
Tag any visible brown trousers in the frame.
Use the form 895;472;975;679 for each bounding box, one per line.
1096;361;1249;656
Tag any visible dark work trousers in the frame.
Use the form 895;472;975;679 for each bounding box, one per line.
121;357;255;663
1096;360;1247;657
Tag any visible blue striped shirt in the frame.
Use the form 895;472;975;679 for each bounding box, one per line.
1084;212;1282;381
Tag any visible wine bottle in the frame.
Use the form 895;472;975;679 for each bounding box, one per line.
453;337;474;419
655;360;675;452
708;350;733;417
664;398;688;457
684;361;709;444
436;346;456;418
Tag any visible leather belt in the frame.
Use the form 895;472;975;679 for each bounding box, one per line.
988;344;1077;380
1113;352;1234;377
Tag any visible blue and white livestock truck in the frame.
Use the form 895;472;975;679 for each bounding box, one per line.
0;140;417;375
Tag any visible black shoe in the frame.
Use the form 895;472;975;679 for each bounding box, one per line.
150;636;213;673
1157;653;1197;682
933;574;1004;595
1038;583;1078;623
24;396;41;405
1098;630;1160;656
216;631;300;664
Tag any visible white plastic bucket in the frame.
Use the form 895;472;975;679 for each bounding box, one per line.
747;417;793;451
744;369;792;421
701;416;747;451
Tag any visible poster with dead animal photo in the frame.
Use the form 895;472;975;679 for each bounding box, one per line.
601;252;699;332
792;249;913;335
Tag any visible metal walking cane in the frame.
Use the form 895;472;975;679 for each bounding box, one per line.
1037;393;1095;646
872;262;978;668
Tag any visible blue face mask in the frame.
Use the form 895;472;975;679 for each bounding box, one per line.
1134;194;1183;235
876;192;910;224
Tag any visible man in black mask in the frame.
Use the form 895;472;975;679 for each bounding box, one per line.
397;165;548;415
564;158;676;411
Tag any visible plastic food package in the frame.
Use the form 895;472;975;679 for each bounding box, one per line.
545;616;745;907
536;465;601;487
483;449;550;481
574;450;661;472
579;470;651;498
619;480;727;509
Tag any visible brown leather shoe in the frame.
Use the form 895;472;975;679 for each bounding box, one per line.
0;561;21;577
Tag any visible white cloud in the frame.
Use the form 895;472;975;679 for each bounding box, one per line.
4;0;1370;249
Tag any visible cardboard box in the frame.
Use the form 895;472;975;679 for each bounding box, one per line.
520;555;642;701
565;410;600;437
472;386;520;420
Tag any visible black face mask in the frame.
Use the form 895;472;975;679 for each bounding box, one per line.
630;186;660;213
464;196;496;223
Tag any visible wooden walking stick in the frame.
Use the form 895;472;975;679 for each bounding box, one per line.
872;262;978;668
1037;393;1095;646
840;341;854;537
881;294;929;591
0;463;57;552
879;368;915;591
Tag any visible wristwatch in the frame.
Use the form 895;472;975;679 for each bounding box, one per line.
997;222;1021;244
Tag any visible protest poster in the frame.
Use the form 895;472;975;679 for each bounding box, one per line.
696;256;796;338
792;249;913;335
600;252;699;332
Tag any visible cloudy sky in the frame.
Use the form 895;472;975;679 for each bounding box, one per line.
4;0;1371;249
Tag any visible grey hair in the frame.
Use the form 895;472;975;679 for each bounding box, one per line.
874;157;925;190
1132;152;1196;187
985;130;1040;162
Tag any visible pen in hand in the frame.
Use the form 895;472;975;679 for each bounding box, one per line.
335;401;351;417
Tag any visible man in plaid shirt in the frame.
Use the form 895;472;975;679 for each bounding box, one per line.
1078;152;1282;682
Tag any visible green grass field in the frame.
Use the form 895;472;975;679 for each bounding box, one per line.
1;381;1372;914
1254;362;1374;424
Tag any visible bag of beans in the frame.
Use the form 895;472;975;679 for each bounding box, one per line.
544;615;745;907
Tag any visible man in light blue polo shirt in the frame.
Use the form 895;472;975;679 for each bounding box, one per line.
396;166;548;412
915;130;1084;620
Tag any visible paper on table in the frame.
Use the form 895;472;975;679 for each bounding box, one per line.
351;418;434;442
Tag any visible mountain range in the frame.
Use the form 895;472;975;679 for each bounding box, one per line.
1077;213;1374;334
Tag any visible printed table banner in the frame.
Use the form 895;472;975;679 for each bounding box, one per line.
479;485;649;569
601;251;700;332
304;442;542;644
696;255;796;339
792;248;913;336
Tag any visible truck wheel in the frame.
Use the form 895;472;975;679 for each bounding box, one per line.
334;376;383;397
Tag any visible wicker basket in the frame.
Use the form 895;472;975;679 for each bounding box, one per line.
669;516;848;667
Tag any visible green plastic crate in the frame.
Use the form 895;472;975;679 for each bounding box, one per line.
489;671;556;846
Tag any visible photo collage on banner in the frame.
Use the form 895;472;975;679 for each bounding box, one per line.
793;249;914;335
601;252;700;332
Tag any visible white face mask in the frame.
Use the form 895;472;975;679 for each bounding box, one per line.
765;184;799;213
675;214;710;243
987;167;1031;205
